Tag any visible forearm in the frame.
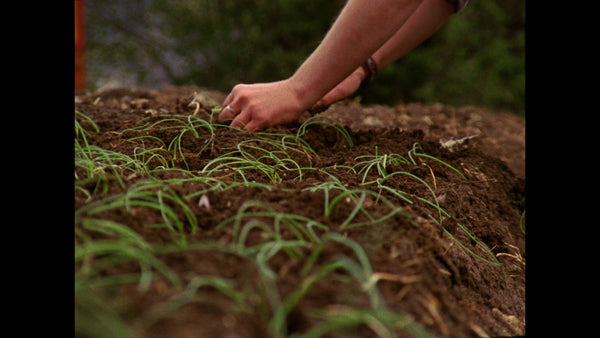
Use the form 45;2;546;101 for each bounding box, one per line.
290;0;423;106
372;0;455;70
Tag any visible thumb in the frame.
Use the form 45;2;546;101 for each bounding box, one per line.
319;71;364;106
319;86;344;106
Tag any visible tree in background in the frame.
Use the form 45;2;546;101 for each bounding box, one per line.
86;0;524;116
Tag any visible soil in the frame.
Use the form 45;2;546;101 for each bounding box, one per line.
75;86;525;337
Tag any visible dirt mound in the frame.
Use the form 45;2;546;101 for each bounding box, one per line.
75;86;525;337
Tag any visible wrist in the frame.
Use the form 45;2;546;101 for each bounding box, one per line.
286;76;321;110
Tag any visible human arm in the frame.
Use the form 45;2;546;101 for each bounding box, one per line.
317;0;457;106
219;0;424;131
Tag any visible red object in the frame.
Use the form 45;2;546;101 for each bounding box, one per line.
75;0;86;93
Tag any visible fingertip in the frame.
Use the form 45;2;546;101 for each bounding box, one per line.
319;92;336;106
229;120;242;130
223;89;235;105
216;109;230;123
229;117;247;130
244;121;260;133
318;98;330;107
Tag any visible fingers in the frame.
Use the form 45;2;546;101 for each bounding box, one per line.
218;104;239;122
217;104;255;131
216;81;301;133
216;105;251;131
243;118;265;133
230;112;252;130
218;98;250;130
216;106;234;123
218;85;242;122
222;85;237;108
218;84;261;132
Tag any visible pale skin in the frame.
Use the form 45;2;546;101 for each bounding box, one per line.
218;0;456;132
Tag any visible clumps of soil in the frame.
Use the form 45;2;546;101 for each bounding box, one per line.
75;86;525;337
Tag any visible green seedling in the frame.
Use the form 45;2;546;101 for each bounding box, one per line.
76;179;198;246
133;274;248;334
167;115;215;169
246;132;317;166
270;232;385;337
352;146;411;184
296;115;354;147
75;218;182;291
214;200;328;253
75;144;144;193
202;149;283;183
408;142;466;179
299;307;431;338
75;286;138;338
325;188;411;230
127;135;170;170
75;110;100;157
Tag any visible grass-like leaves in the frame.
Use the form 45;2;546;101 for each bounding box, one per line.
75;100;507;337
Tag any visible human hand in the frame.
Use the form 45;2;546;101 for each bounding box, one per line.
218;80;308;132
316;67;367;106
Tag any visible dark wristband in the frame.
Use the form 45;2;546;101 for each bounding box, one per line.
360;56;378;88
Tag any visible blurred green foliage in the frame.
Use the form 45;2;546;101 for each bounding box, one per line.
363;0;525;116
86;0;524;116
